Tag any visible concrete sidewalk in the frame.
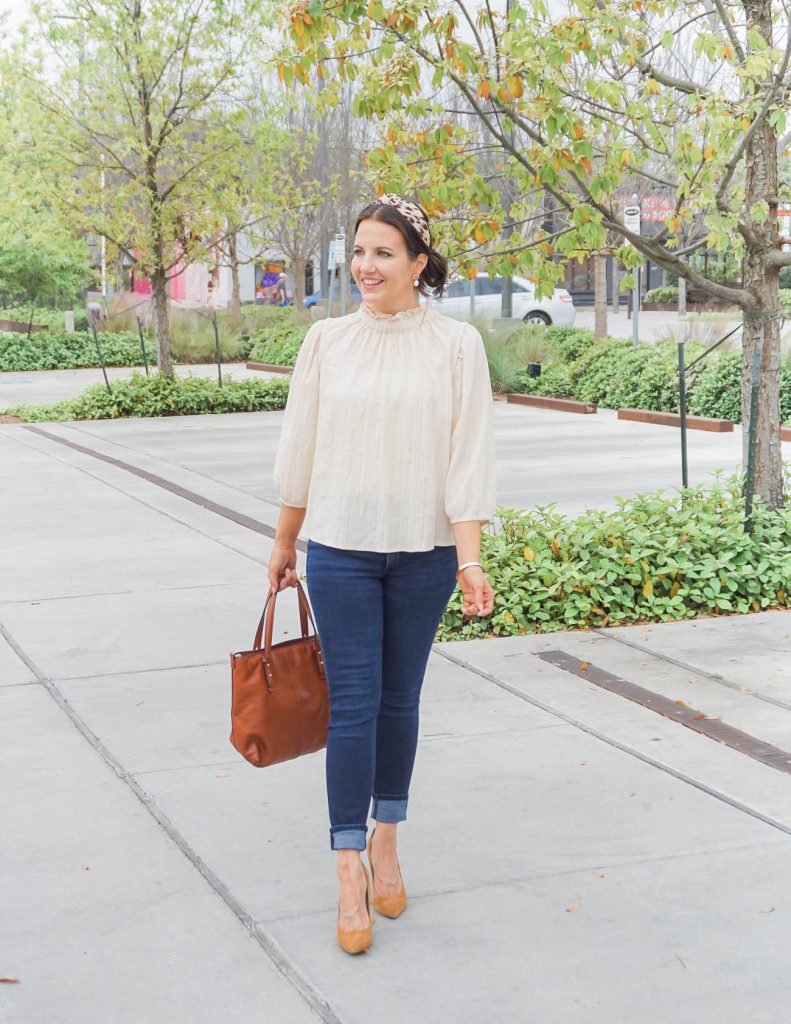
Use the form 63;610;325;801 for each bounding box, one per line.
2;408;790;1024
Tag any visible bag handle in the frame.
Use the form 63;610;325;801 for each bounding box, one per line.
253;580;324;669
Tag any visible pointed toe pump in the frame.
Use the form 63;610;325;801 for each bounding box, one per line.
337;863;375;955
367;828;408;919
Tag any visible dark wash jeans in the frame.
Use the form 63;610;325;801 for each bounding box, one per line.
305;539;458;851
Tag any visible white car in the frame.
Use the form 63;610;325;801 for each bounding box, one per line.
433;273;576;326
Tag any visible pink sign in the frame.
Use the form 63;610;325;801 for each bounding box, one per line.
640;195;674;223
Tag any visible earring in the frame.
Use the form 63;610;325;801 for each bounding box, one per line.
413;276;420;288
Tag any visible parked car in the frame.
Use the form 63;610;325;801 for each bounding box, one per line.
433;273;576;326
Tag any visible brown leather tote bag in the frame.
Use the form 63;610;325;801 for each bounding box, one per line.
229;580;329;768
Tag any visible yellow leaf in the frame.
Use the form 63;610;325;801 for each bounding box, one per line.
467;266;478;279
642;577;654;598
474;226;486;244
620;150;630;167
523;546;535;562
703;145;715;161
507;75;524;98
742;116;751;131
645;78;660;96
670;581;680;597
293;16;304;36
573;123;585;139
723;44;734;61
478;80;491;100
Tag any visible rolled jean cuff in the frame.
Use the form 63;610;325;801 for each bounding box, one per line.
371;795;408;823
330;825;367;851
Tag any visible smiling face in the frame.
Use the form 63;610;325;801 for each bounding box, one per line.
351;218;428;315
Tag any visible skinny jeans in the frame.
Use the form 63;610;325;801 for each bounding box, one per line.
305;539;458;851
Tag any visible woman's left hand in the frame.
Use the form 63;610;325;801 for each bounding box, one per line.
457;566;494;618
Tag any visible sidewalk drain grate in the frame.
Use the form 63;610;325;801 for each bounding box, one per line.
23;425;307;553
537;650;791;776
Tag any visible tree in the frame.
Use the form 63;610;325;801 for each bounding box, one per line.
280;0;791;509
14;0;264;375
0;238;90;332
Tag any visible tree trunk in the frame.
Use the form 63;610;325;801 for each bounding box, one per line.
151;268;173;377
594;252;607;338
293;255;306;312
740;0;785;510
228;231;242;322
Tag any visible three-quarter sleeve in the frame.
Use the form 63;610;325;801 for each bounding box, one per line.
444;323;497;525
272;319;323;508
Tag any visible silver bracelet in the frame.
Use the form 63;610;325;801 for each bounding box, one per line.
457;561;482;573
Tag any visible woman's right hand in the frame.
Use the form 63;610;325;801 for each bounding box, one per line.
268;541;299;593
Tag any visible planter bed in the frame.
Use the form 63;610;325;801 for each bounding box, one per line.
637;302;738;313
246;360;293;374
618;408;733;432
0;319;48;333
506;393;597;414
781;427;791;442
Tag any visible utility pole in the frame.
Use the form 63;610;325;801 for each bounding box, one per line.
500;0;514;320
318;74;330;296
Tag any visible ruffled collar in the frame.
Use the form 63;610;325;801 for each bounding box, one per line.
357;301;433;333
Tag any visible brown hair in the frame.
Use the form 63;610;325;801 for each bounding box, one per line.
354;200;448;297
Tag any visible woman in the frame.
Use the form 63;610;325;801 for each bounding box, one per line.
268;194;496;955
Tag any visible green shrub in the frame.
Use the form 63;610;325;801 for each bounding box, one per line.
0;330;147;371
779;289;791;318
513;364;574;397
438;477;791;639
2;371;290;421
545;325;598;362
643;285;680;304
688;353;791;423
688;352;742;421
248;319;310;366
0;306;62;329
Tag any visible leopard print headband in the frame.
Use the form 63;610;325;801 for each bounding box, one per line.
373;193;432;248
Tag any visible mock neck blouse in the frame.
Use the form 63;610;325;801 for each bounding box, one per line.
272;300;497;553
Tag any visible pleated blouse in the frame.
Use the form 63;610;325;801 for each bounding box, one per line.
272;300;497;553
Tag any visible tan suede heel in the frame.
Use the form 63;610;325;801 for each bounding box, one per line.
367;828;408;919
337;863;374;955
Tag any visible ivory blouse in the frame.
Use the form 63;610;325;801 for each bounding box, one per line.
272;301;497;553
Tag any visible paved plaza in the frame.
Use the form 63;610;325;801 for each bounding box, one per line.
2;387;790;1023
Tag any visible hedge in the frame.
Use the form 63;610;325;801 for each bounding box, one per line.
0;305;88;330
438;476;790;639
1;372;290;421
0;330;147;371
511;329;791;423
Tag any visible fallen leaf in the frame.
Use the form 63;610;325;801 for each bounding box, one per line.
675;699;687;706
760;905;775;914
623;792;636;799
0;978;20;984
81;865;90;871
592;871;605;878
566;899;582;912
580;761;588;766
580;661;589;670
